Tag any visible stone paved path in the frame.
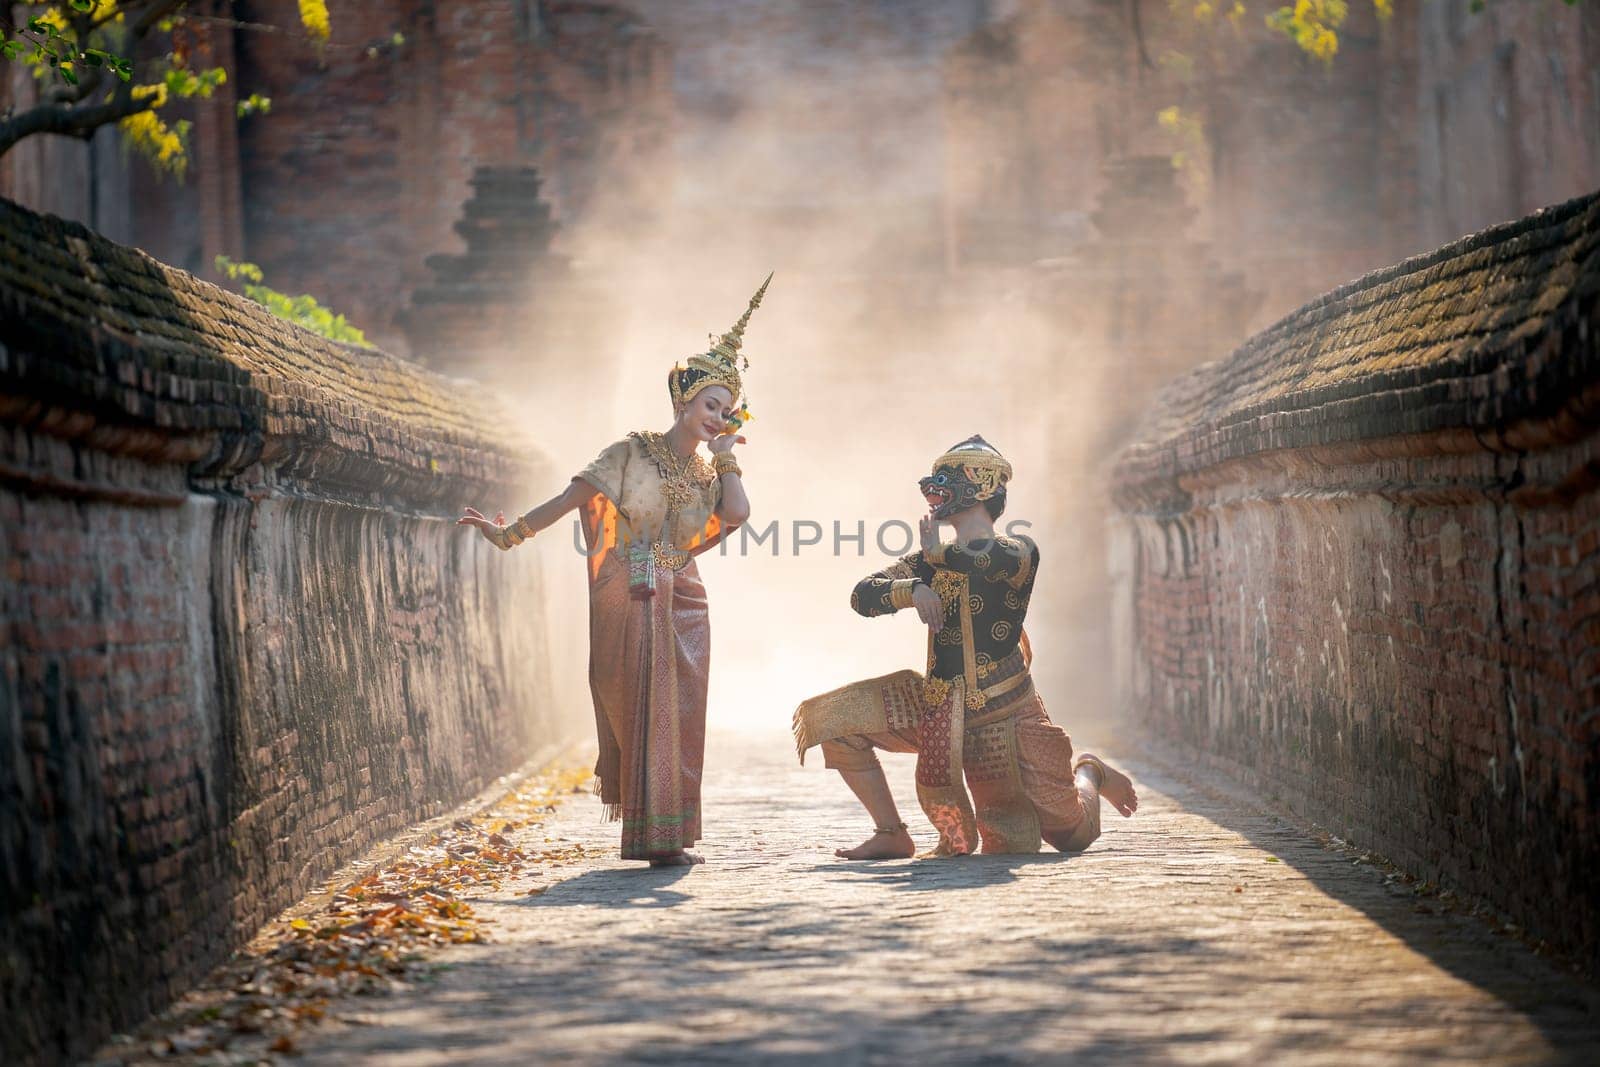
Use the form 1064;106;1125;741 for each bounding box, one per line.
294;728;1600;1065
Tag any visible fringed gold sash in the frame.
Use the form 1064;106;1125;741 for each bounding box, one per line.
793;670;924;761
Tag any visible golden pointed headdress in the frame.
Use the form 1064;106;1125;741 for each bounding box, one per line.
933;434;1013;500
669;273;773;423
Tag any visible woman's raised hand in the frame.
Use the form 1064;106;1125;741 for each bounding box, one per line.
458;506;513;550
708;433;746;455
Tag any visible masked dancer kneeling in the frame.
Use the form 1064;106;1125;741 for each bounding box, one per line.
794;435;1137;859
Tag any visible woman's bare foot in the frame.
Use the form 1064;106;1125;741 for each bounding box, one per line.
835;825;915;860
1081;753;1139;817
648;850;704;867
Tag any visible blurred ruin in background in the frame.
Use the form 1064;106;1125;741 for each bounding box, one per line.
4;0;1597;730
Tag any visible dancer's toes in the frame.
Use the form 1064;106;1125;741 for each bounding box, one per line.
1097;759;1139;816
835;827;915;860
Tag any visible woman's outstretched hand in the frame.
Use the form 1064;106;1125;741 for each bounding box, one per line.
458;506;514;550
708;433;746;455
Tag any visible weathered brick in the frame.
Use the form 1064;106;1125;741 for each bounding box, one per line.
1109;191;1600;974
0;197;586;1065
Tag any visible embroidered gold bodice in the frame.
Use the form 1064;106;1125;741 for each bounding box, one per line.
851;534;1039;705
574;433;722;570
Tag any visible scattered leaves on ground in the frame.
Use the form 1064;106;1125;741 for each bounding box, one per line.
90;763;598;1064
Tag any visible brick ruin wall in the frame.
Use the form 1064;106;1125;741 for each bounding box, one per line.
0;197;585;1064
1108;191;1600;971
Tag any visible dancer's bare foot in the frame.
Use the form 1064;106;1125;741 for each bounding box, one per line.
648;850;704;867
835;825;915;860
1082;753;1139;817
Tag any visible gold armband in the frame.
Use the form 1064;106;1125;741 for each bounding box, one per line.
889;578;919;610
924;542;948;566
513;516;535;539
712;453;742;478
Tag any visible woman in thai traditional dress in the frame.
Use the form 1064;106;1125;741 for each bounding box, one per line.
458;277;769;866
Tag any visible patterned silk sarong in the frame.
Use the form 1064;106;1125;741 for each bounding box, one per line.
794;649;1087;854
587;550;709;859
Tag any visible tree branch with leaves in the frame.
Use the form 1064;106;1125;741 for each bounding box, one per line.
0;1;334;173
0;3;386;346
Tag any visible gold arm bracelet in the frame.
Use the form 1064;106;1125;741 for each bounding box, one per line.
924;541;948;566
712;453;741;477
513;516;535;539
889;578;919;610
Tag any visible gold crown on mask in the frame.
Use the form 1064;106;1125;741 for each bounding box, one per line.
933;434;1013;500
669;273;773;422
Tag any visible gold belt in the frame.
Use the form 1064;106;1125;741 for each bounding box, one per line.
920;666;1034;719
963;673;1036;728
977;646;1028;685
651;541;692;571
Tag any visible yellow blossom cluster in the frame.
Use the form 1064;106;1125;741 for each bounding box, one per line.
118;108;189;177
31;7;68;33
131;81;168;108
1172;0;1247;25
1265;0;1392;64
26;2;122;34
298;0;331;44
1267;0;1349;64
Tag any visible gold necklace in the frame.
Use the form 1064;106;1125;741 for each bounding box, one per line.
631;430;711;512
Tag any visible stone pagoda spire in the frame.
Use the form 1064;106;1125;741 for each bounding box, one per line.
399;166;572;380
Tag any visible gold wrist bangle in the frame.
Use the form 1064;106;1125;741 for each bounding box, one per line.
501;525;524;548
889;578;918;610
712;453;741;477
513;516;535;539
925;542;948;566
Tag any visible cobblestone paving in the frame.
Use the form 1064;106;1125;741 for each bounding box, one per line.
295;729;1600;1066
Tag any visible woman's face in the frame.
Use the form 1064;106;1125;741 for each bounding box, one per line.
677;385;735;443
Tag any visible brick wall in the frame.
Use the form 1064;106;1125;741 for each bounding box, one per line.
1414;0;1600;249
0;1;671;355
1107;191;1600;970
235;0;672;354
0;196;584;1064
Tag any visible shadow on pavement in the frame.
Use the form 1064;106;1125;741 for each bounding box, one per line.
514;863;696;908
1131;748;1600;1059
807;850;1076;891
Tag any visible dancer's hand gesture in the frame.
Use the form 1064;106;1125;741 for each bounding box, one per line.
919;514;943;554
912;583;944;633
458;506;513;550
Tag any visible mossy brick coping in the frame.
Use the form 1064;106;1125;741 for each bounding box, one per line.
1113;189;1600;505
0;195;541;504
